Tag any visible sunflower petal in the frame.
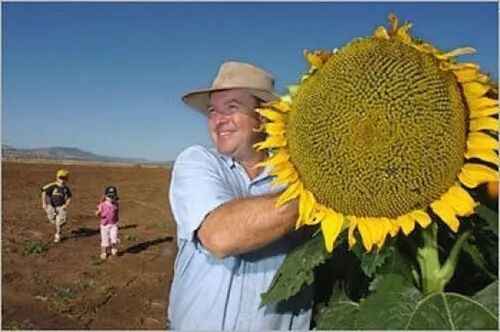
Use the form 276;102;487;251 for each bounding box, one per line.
298;189;316;228
256;109;286;123
463;81;489;98
467;132;499;150
274;100;292;113
430;199;460;232
264;122;287;136
441;185;478;217
272;162;298;184
256;150;290;168
320;209;344;252
458;163;499;189
465;149;500;165
410;210;432;229
470;107;499;119
374;26;390;39
397;214;415;236
253;135;287;150
453;66;480;83
467;96;499;110
287;85;300;97
356;218;375;252
347;217;358;249
469;117;499;132
276;181;303;207
435;47;476;60
396;22;413;44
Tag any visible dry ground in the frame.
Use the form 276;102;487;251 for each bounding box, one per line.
2;161;176;329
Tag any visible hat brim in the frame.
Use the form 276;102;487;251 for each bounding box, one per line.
182;87;279;115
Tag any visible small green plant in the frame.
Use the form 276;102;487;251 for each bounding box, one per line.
53;281;88;300
23;242;46;255
124;234;139;242
155;220;169;229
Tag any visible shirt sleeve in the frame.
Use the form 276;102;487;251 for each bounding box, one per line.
65;186;73;198
169;145;235;242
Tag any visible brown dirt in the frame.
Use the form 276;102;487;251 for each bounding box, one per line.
2;161;177;329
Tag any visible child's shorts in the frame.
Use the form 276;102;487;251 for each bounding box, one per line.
45;205;67;226
100;224;118;247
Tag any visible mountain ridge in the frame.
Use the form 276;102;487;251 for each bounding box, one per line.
2;144;172;165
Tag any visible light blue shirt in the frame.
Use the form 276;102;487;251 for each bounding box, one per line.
168;145;313;331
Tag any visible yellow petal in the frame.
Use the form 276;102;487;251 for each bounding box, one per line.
397;214;415;236
470;107;499;119
298;189;316;228
320;209;344;252
441;185;478;217
410;210;432;229
373;26;390;39
465;149;500;165
256;108;286;123
467;96;498;110
430;199;460;232
347;217;358;249
435;47;476;60
356;218;375;252
264;122;286;136
274;100;292;113
414;43;440;55
469;117;499;132
271;162;298;184
467;132;499;150
388;13;399;32
388;218;400;237
281;94;292;104
458;163;499;188
253;135;287;150
463;81;489;98
287;85;300;97
396;22;413;44
276;181;303;207
303;49;330;69
256;149;290;168
453;65;480;83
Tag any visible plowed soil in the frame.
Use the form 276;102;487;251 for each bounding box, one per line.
2;161;176;329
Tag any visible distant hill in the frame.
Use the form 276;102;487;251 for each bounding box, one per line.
1;145;173;166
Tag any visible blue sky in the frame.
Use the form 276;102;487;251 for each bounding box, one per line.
2;2;498;162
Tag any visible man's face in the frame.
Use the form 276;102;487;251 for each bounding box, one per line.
207;89;263;160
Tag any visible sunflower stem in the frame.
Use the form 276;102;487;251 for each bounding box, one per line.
439;230;472;286
416;223;445;294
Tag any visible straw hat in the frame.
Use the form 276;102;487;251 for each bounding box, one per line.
182;61;279;115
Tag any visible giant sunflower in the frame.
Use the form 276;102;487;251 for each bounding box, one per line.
254;14;499;253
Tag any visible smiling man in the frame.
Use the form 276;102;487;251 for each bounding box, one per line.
167;61;313;330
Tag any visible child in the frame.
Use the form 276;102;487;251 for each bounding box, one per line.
95;186;120;260
41;168;73;243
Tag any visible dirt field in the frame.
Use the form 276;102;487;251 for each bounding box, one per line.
2;161;176;329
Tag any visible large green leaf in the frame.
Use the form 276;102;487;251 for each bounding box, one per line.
260;231;337;307
315;282;359;330
472;280;498;315
355;274;499;330
475;204;498;236
351;244;392;278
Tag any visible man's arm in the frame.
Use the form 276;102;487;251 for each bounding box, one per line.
41;191;47;208
198;193;298;259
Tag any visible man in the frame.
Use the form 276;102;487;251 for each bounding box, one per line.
41;168;73;243
168;61;313;330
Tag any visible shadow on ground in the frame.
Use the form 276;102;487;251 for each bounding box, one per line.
70;224;137;238
121;236;174;255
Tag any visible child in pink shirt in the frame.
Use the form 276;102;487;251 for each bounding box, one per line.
95;186;120;260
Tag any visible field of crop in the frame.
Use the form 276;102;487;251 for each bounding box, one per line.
2;160;176;329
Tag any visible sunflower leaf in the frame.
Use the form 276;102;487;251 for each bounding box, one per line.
355;273;499;330
314;281;359;330
475;204;498;235
351;242;393;278
260;230;342;307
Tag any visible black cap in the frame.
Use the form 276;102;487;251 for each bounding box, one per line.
104;186;119;199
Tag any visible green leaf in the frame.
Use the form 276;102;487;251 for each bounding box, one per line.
405;292;498;330
462;238;497;280
475;204;498;235
351;244;392;278
260;231;338;307
356;273;421;329
472;280;499;315
369;246;417;291
315;282;359;330
355;273;499;330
